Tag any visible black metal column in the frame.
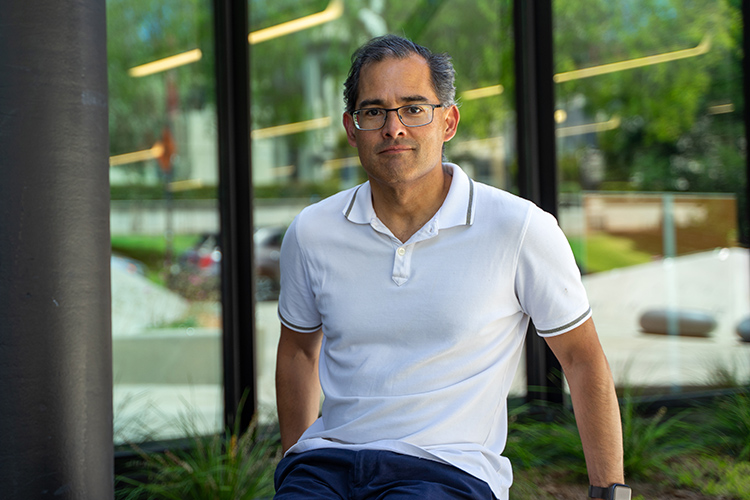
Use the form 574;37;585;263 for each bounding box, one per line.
513;0;564;407
0;1;113;499
743;0;750;248
214;0;256;430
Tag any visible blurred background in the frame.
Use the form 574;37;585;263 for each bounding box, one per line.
106;0;748;445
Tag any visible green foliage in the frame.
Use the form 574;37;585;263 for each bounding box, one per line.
710;392;750;461
107;0;215;155
116;398;281;500
112;235;197;269
621;396;700;480
508;392;750;498
555;0;737;146
504;408;587;480
673;456;750;500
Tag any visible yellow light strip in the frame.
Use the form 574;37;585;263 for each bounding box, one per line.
556;116;621;138
271;165;297;177
461;84;504;101
109;143;164;166
323;156;360;171
707;103;734;115
554;35;711;83
252;116;332;140
249;0;344;45
168;179;204;192
128;49;203;78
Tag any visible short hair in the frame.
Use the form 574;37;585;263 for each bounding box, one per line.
343;35;456;114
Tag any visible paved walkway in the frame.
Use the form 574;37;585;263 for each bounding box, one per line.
585;248;750;388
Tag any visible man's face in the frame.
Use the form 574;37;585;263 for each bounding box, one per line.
343;54;459;188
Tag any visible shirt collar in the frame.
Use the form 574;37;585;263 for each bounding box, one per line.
342;163;476;229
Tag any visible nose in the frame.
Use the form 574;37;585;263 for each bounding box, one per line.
381;109;407;137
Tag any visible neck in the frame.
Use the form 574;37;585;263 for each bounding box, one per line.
370;165;452;243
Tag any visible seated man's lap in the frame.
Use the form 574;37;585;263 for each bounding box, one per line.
273;448;496;499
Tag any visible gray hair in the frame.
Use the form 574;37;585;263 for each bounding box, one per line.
343;35;456;114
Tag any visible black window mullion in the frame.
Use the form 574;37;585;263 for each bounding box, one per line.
214;0;256;431
513;0;564;409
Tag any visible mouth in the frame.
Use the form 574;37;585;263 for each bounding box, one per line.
378;145;414;155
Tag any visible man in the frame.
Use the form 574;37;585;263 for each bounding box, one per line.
274;35;628;500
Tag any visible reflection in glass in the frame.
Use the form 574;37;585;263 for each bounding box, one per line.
108;0;223;444
553;0;749;394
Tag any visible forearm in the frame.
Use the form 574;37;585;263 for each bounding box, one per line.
546;319;624;486
566;357;625;486
275;328;323;453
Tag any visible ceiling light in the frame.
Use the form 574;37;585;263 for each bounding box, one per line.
556;116;621;137
128;49;203;78
109;143;164;166
554;35;710;83
252;117;332;139
249;0;343;44
461;84;504;101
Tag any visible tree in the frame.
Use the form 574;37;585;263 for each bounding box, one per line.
554;0;742;194
107;0;214;156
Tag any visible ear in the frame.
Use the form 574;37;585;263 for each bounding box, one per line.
343;112;358;148
442;105;460;142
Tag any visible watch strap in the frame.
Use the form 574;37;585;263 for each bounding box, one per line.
588;485;609;499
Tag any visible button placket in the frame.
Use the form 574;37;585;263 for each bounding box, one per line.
392;244;413;286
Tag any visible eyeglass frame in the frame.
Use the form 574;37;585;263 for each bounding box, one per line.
351;103;444;131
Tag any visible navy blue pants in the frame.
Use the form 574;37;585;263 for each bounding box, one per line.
273;448;496;499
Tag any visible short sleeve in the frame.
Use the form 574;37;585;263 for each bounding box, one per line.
277;215;322;333
514;207;591;337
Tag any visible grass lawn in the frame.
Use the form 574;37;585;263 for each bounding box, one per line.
111;234;200;284
569;233;654;273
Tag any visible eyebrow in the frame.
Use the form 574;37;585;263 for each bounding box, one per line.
357;95;431;108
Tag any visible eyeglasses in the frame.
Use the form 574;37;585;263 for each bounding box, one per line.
352;104;443;131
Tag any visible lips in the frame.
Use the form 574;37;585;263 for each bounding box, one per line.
378;143;414;154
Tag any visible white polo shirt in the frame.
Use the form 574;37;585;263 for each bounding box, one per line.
277;163;590;499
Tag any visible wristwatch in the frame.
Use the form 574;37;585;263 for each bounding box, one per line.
588;483;632;500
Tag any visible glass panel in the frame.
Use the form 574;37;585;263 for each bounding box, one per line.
554;0;750;394
107;0;223;443
250;0;521;419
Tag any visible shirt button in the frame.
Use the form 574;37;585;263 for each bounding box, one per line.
397;247;406;256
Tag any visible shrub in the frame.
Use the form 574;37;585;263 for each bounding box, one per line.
621;392;701;481
710;391;750;461
116;400;281;500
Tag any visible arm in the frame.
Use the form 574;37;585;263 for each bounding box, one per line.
544;317;625;487
275;324;324;453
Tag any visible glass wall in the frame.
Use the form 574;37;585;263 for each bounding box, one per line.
107;0;224;443
553;0;750;394
249;0;520;416
106;0;749;446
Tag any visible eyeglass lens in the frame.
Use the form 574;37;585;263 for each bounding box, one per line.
355;105;435;130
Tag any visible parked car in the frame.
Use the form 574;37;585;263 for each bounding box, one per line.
178;233;221;277
177;226;286;302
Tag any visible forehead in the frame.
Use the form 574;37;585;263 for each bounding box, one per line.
356;54;436;107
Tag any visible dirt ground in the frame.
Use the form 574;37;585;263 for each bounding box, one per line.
538;483;719;499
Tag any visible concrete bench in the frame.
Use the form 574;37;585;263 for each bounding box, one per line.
639;308;717;338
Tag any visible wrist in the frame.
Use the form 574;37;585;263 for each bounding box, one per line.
588;483;631;500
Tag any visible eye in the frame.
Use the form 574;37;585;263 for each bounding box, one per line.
362;108;384;117
403;105;425;115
